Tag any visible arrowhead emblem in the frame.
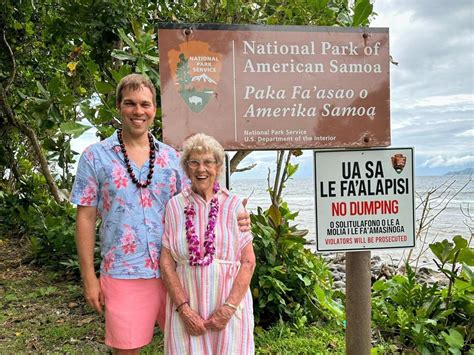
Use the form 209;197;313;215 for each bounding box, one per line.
168;41;222;113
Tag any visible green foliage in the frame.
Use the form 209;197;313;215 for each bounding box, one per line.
0;165;51;237
0;171;99;273
372;236;474;354
26;199;77;266
351;0;373;26
254;320;345;354
372;265;443;352
0;184;72;264
431;235;474;267
250;202;343;327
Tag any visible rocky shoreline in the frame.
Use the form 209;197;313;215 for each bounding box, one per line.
324;253;449;291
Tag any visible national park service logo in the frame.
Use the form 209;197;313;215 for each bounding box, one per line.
168;41;222;113
391;153;407;174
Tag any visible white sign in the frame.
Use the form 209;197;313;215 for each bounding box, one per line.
314;148;415;252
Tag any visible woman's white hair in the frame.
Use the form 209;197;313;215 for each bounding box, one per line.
180;133;225;175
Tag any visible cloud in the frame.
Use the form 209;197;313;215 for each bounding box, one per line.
373;0;473;98
371;0;473;174
397;94;474;109
422;155;474;168
456;129;474;138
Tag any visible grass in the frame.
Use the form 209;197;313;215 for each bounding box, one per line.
0;268;107;353
255;323;345;354
0;237;346;353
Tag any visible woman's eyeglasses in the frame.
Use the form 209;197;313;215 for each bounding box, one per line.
186;159;217;168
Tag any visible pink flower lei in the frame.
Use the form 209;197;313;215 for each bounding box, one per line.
184;182;220;266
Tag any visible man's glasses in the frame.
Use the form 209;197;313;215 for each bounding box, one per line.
186;159;217;169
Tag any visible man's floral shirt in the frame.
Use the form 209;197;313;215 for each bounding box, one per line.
71;131;187;279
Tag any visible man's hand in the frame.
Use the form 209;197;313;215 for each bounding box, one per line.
83;275;104;315
237;198;251;232
205;305;235;331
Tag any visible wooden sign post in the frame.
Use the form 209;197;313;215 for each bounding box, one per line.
345;251;372;354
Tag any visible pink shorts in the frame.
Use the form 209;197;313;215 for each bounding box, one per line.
100;275;167;350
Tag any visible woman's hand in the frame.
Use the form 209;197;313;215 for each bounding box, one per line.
204;305;235;331
178;304;207;336
161;247;206;336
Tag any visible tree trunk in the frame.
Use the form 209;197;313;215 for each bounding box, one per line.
200;0;209;11
0;84;65;204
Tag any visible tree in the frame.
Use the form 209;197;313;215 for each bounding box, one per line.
0;0;374;200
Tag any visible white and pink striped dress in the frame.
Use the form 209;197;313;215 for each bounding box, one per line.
162;187;255;355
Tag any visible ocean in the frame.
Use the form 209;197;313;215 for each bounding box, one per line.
230;175;473;268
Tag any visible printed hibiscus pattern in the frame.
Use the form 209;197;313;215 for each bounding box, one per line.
155;148;170;168
139;188;153;208
103;247;116;273
120;224;137;254
112;161;129;189
144;241;160;271
79;177;98;205
101;182;111;212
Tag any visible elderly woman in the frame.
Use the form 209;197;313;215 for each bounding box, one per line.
160;133;256;354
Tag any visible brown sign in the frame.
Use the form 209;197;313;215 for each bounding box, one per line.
158;24;390;150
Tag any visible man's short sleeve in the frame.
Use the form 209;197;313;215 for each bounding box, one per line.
70;147;99;207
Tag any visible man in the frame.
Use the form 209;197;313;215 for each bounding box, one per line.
71;74;250;354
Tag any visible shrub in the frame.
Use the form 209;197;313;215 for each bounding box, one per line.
0;173;98;274
250;201;344;328
27;199;78;267
372;235;473;354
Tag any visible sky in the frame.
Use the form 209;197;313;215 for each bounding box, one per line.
72;0;473;177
